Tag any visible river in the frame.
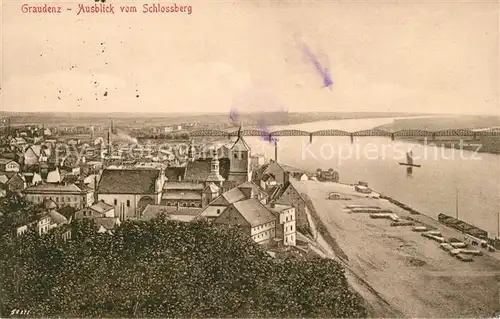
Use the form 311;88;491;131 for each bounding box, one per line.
242;117;500;238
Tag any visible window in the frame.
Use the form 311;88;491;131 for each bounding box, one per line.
290;225;293;231
126;200;130;207
183;203;187;207
217;209;221;214
114;199;117;205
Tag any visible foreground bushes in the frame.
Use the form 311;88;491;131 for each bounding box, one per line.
0;217;366;318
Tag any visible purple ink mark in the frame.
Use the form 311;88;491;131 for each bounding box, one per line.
229;106;239;123
229;106;282;144
298;39;333;89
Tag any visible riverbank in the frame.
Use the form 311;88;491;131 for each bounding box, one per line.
375;115;500;154
291;179;500;318
393;136;500;155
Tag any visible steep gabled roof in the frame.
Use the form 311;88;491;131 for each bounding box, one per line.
209;187;246;206
231;136;251;151
231;198;276;227
0;158;16;165
97;169;160;194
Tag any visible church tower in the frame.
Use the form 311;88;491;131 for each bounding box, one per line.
228;126;252;182
205;149;225;186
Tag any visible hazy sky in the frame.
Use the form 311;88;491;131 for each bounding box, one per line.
1;0;499;114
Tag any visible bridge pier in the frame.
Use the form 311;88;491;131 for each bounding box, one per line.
309;133;313;144
391;133;394;141
350;134;354;144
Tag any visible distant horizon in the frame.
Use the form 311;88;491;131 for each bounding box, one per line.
1;110;497;116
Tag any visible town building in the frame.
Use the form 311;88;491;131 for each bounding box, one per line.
267;181;311;228
250;154;265;167
260;173;277;190
2;173;26;194
22;172;43;187
195;187;247;222
96;168;166;220
213;198;276;245
0;158;20;172
266;202;297;246
9;137;27;148
141;204;202;223
24;145;50;167
161;182;205;207
75;200;115;219
23;183;94;209
15;199;69;237
258;160;290;185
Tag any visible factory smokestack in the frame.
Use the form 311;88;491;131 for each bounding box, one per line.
107;131;111;157
274;140;278;162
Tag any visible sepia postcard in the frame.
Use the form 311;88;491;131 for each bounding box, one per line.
1;0;499;318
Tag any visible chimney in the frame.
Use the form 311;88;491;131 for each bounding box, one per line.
270;202;275;208
93;176;98;204
177;202;180;211
274;140;278;162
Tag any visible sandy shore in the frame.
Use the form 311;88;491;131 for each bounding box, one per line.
291;179;500;318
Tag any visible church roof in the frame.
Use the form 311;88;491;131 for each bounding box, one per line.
205;171;225;182
183;158;230;182
97;169;160;194
231;136;251;151
165;167;186;181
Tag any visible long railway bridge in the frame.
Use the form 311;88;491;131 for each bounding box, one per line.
189;128;500;144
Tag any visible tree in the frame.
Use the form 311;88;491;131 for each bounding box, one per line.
0;218;367;318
